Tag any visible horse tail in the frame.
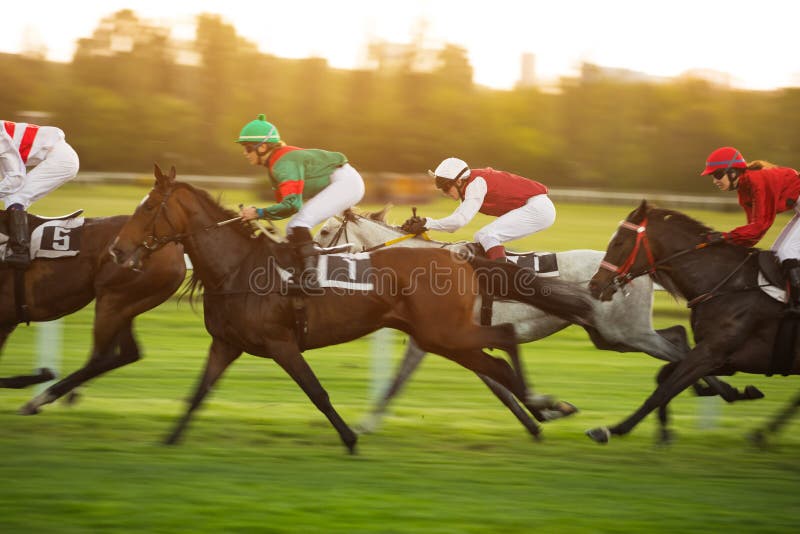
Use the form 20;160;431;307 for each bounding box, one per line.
468;257;595;326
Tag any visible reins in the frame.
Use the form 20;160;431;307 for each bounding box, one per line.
327;213;432;252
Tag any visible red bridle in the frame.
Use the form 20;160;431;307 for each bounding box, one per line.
598;218;657;284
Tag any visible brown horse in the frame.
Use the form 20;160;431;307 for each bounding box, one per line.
0;211;186;413
586;200;794;445
108;164;595;452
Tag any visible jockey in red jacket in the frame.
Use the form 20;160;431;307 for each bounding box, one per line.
401;157;555;262
701;146;800;304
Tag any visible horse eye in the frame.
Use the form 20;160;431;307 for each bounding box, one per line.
320;228;329;236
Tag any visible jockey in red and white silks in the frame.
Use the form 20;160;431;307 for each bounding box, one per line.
0;120;80;210
402;157;555;261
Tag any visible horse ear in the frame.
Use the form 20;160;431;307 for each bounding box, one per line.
169;166;177;181
153;162;165;185
630;199;648;223
373;204;393;222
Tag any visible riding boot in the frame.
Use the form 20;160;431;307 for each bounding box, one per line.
4;208;31;269
782;258;800;310
485;245;509;263
287;227;321;289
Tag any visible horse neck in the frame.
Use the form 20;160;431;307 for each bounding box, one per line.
354;219;456;250
649;226;750;300
181;210;259;288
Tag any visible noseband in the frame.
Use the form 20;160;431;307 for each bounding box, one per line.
598;218;658;291
139;186;186;253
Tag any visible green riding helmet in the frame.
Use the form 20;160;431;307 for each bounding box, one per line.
237;114;280;144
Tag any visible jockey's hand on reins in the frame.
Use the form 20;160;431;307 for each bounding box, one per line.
401;217;427;235
701;231;726;245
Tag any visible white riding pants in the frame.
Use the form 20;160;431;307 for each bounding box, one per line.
771;199;800;261
3;140;79;209
286;163;365;231
474;194;556;251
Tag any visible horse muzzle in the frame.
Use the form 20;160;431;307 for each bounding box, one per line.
108;238;146;272
588;276;618;302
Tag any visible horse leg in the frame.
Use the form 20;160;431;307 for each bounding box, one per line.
748;390;800;448
490;323;578;423
591;323;763;403
165;337;242;445
0;323;57;388
477;374;542;440
20;319;141;414
586;348;719;444
358;336;427;434
654;362;679;446
271;341;358;454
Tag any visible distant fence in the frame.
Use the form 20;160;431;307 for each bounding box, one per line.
74;172;740;211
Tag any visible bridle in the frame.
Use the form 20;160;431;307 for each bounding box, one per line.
135;184;241;255
597;216;756;307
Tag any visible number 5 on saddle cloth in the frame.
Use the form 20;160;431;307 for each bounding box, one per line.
0;210;84;324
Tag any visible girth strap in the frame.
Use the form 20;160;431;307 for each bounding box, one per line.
480;292;494;326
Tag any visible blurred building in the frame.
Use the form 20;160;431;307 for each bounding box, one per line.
518;52;537;88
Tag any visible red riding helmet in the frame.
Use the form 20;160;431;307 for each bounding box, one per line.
701;147;747;176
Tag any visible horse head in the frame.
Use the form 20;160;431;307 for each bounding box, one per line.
110;163;186;270
589;200;736;301
316;206;399;249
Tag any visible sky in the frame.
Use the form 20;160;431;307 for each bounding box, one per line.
3;0;800;91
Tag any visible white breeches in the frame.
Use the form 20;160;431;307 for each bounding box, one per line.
286;163;365;231
771;200;800;261
3;140;79;209
474;194;556;251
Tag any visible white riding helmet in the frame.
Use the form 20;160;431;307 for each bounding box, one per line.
428;157;471;181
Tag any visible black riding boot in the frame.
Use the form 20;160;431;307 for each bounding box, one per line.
287;227;320;289
4;208;31;269
782;258;800;309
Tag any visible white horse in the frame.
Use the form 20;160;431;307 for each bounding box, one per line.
316;208;761;439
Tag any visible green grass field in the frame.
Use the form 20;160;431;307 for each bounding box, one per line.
1;181;798;533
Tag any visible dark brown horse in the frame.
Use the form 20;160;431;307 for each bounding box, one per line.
0;210;185;413
586;200;794;445
109;165;595;451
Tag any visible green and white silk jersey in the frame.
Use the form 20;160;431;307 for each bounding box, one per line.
259;147;348;220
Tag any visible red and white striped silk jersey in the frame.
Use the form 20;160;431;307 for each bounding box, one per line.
1;120;65;167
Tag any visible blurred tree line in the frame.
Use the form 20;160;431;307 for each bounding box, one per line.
2;9;800;193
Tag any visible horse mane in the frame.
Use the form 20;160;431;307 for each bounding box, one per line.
649;206;713;236
645;205;715;301
172;181;265;304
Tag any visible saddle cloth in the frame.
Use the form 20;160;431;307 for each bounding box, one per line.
0;218;84;260
758;272;788;303
507;251;559;277
314;252;374;291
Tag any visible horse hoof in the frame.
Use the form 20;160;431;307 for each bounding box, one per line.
655;429;673;448
18;402;40;416
37;368;57;381
744;385;765;400
746;430;768;449
586;426;611;444
526;394;555;410
539;401;579;422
